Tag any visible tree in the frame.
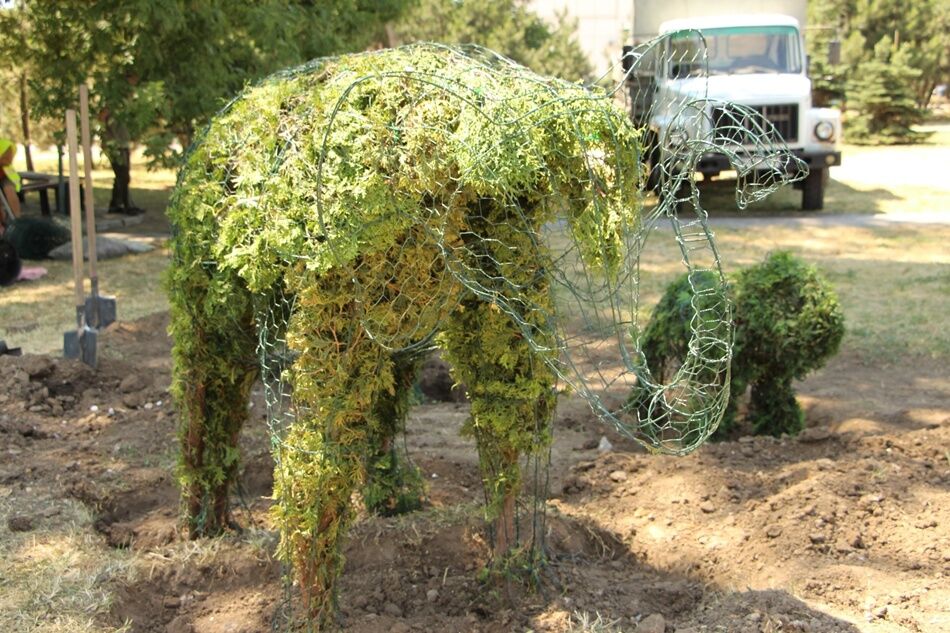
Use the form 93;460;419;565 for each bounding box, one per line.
846;37;926;145
808;0;949;114
0;0;410;212
806;0;847;108
844;0;948;109
392;0;592;82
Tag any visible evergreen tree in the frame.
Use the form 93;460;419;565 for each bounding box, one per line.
806;0;847;108
393;0;592;82
808;0;948;144
846;37;925;145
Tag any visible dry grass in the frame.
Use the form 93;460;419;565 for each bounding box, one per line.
568;611;627;632
0;490;134;632
633;220;950;362
1;247;170;355
718;223;950;361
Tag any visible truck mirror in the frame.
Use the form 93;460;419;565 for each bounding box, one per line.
828;40;841;66
622;45;633;74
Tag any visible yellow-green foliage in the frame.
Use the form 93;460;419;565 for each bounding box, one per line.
167;43;643;623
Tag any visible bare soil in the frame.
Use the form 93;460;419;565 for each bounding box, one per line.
1;313;947;633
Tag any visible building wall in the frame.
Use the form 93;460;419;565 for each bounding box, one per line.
527;0;632;82
528;0;807;80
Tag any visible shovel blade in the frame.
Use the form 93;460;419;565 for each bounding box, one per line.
84;295;116;329
64;327;98;368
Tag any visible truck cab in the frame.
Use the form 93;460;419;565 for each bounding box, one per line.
630;13;841;210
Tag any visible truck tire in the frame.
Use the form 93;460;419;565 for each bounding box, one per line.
802;167;828;211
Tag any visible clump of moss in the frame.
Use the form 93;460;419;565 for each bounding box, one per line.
639;252;844;437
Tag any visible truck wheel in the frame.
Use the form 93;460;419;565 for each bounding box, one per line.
802;167;828;211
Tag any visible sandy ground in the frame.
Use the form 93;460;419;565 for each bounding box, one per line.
1;313;947;633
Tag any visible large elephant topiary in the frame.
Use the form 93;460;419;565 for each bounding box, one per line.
167;43;801;625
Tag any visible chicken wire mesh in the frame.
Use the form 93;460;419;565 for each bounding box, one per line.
168;37;805;622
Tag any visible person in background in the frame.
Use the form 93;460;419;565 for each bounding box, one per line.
0;137;22;236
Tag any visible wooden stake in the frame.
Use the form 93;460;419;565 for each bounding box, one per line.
79;85;98;284
65;109;85;324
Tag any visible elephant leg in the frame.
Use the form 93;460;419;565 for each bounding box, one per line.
441;296;556;563
364;352;425;516
169;273;257;537
749;375;804;437
272;320;389;625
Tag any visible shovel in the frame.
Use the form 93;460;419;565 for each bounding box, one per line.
79;85;116;329
63;108;97;367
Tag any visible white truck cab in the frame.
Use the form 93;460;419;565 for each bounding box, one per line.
626;8;841;209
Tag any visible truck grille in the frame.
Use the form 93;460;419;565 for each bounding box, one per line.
711;104;798;144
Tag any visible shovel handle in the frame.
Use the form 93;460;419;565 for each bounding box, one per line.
79;85;98;282
65;110;85;318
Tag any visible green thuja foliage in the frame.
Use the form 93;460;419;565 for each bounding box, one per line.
732;252;844;436
640;252;844;438
363;352;426;516
167;44;642;625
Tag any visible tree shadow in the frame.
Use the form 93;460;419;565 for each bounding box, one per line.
17;183;173;236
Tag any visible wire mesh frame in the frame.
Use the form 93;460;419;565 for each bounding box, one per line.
171;34;807;454
170;36;806;625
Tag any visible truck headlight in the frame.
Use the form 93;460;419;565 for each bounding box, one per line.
814;120;835;142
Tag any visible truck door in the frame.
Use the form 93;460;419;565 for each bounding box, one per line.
626;42;657;127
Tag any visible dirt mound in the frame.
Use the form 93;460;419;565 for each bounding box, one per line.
1;312;947;632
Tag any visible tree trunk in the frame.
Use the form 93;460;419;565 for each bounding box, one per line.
102;118;141;214
18;73;33;172
492;489;517;559
108;148;132;212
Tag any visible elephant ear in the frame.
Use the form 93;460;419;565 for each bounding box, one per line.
536;176;735;456
623;268;733;453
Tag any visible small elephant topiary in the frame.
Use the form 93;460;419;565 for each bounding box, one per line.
639;251;845;437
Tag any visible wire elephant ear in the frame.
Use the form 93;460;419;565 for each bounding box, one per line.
529;32;807;455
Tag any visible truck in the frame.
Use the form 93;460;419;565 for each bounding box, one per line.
623;0;841;210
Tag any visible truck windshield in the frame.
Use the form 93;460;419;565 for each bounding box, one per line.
668;26;803;77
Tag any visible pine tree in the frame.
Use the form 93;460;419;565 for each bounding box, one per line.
846;37;926;145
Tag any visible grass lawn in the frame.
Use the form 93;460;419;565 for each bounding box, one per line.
3;148;175;354
2;132;948;366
